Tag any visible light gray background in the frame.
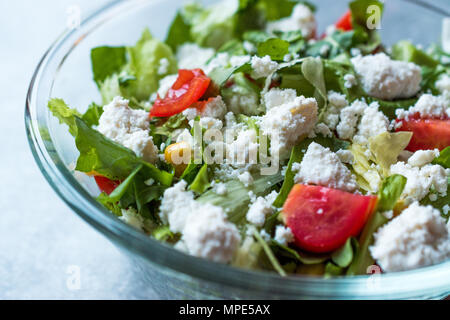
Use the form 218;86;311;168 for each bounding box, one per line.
1;0;449;300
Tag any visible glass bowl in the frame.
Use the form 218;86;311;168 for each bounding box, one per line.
25;0;450;299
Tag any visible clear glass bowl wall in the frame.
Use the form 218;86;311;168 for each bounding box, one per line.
25;0;450;299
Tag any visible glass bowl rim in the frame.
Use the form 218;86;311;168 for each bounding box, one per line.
25;0;450;299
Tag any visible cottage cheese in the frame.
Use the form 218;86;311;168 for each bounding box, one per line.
353;102;389;144
395;94;450;120
159;181;241;263
250;55;278;79
390;162;448;202
246;191;278;226
183;203;241;263
293;142;358;192
370;202;450;272
274;225;295;246
260;88;318;160
351;53;422;100
97;96;158;163
266;3;316;39
407;149;440;167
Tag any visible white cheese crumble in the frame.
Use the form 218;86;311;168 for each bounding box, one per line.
238;171;254;187
266;3;316;39
97;96;158;163
293;142;358;192
176;43;215;70
336;149;354;164
351;53;422;100
390;162;448;202
370;202;450;272
323;91;348;130
183;203;241;263
407;149;440;167
274;225;295;246
353;102;389;144
263;88;297;110
335;100;366;140
395;94;450;120
159;181;240;263
250;55;279;79
343;73;357;88
182;96;228;121
246;191;278;227
260;88;318;160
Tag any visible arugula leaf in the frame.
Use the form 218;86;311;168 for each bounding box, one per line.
377;174;407;212
48;98;81;136
347;175;406;275
391;40;439;68
90;46;127;87
301;57;327;112
81;102;103;127
257;38;290;60
432;146;450;169
165;11;193;51
270;241;329;265
253;230;286;276
331;237;355;268
189;164;210;194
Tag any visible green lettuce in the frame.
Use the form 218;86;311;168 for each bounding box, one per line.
347;174;406;275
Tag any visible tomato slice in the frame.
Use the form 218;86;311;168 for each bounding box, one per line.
335;10;352;31
395;119;450;151
94;176;121;195
282;185;378;253
150;69;211;118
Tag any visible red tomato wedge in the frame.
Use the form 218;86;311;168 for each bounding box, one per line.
335;10;352;31
150;69;211;118
395;119;450;151
282;185;378;253
94;176;121;195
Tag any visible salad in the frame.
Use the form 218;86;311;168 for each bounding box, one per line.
49;0;450;277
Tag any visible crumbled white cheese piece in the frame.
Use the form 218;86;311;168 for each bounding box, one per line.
274;225;295;246
293;142;358;192
323;91;348;130
343;73;357;88
157;58;170;75
260;88;318;160
176;43;215;70
266;3;316;39
443;204;450;215
183;96;228;123
98;96;158;163
436;74;450;93
390;162;448;202
351;53;422;100
183;203;241;263
407;149;440;167
336;149;354;164
238;171;254;187
370;202;450;272
119;208;145;231
213;182;227;195
175;128;194;146
395;94;450;120
250;55;278;79
246;191;278;227
336;100;366;140
160;180;241;263
314;123;333;138
263;88;297;110
226;129;259;165
353;102;389;144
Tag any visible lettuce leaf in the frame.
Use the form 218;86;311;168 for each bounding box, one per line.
432;146;450;169
301;57;327;112
90;46;127;87
257;38;290;61
391;40;439;68
81;102;103;127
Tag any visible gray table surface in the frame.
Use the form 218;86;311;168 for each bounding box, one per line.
1;0;449;300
